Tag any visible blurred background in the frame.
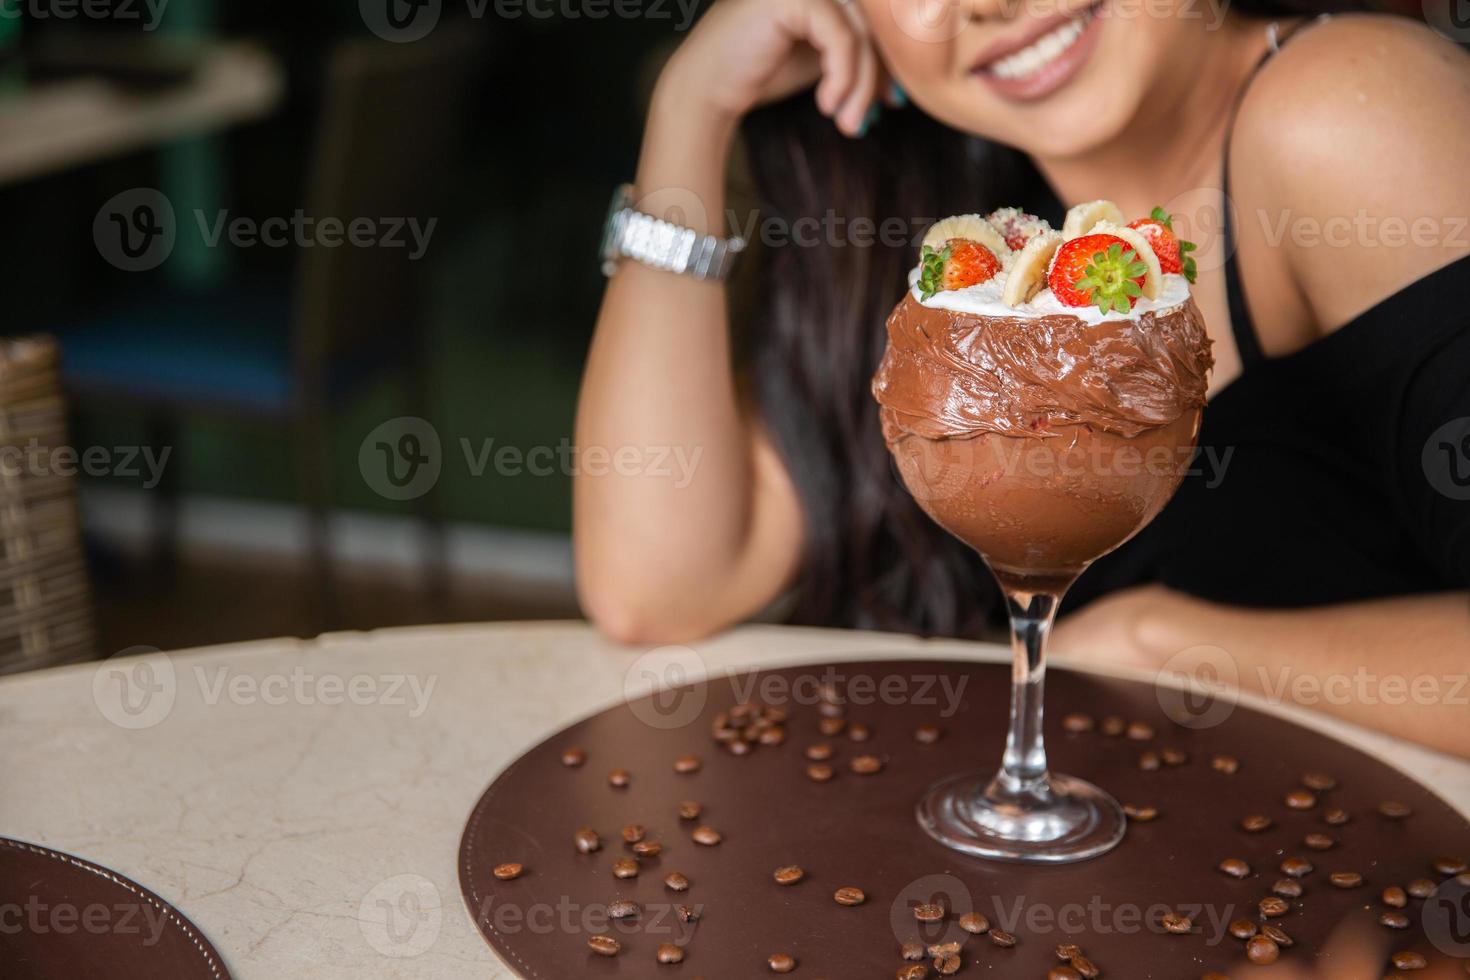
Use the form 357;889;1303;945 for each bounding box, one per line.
0;0;1453;672
0;0;686;669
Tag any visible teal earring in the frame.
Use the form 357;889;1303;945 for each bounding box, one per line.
889;82;908;107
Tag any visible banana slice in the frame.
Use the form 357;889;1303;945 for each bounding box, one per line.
1000;230;1063;308
921;214;1012;268
1088;220;1161;300
1061;199;1125;239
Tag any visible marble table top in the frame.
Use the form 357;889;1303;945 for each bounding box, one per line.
2;622;1466;978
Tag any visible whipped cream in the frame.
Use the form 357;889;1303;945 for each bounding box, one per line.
909;268;1192;326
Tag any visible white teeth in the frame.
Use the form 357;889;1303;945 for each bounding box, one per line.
988;10;1092;81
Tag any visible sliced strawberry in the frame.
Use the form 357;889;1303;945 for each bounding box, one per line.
1127;206;1197;282
1047;234;1147;314
986;208;1051;251
917;238;1002;299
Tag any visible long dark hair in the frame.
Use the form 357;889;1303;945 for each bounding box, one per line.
738;0;1377;638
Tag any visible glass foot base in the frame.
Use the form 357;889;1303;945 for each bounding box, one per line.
916;770;1126;864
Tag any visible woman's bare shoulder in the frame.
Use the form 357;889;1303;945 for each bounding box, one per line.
1231;14;1470;330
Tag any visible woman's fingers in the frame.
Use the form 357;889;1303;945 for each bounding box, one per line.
779;0;860;117
834;10;880;136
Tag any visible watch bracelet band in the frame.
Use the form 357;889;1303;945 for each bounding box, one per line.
604;202;746;282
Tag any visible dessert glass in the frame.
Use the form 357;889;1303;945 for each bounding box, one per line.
873;265;1211;863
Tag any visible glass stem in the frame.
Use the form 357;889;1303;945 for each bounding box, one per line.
995;587;1061;798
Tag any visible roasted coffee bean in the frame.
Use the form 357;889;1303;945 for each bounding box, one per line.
676;905;700;923
1258;897;1290;918
806;742;834;761
896;966;927;980
834;886;866;907
607;899;639;919
1071;953;1100;977
764;705;788;723
927;942;961;958
561;748;586;767
1379;801;1413;819
900;940;926;961
1048;969;1081;980
729;703;754;721
607;769;630;788
773;865;804;886
1162;748;1189;766
677;800;700;820
768;952;796;973
958;911;990;934
1391;951;1428;970
1281;857;1313;878
914;902;945;922
1241;815;1273;833
758;726;786;747
575;828;602;853
691;825;722;846
588;935;621;956
1383;885;1408;907
818;700;844;718
1407;877;1437;898
848;722;871;742
1127;721;1156;741
1219;858;1251;878
1380;911;1411;929
933;953;960;975
1302;772;1337;791
1434;856;1468;876
1228;918;1258;939
612;858;638;878
1212;755;1240;774
1124;804;1160;822
819;717;846;736
1162;912;1193;934
851;755;884;775
727;739;752;757
1100;716;1126;737
915;723;943;743
1062;713;1095;733
1329;871;1363;888
674;755;701;774
632;841;662;858
1262;924;1293;947
1323;807;1351;825
1245;935;1280;965
1285;790;1317;810
656;943;684;964
807;763;835;783
1138;751;1162;771
1272;879;1303;899
989;929;1017;947
664;871;689;891
493;863;524;881
1055;943;1083;960
1304;833;1336;851
622;824;646;843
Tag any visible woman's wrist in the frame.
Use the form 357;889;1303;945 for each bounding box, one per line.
634;74;740;238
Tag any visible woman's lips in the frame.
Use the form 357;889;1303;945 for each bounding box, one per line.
972;3;1105;102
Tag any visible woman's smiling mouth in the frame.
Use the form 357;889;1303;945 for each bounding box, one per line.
972;2;1105;101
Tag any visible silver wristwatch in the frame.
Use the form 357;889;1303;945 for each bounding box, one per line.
600;184;745;281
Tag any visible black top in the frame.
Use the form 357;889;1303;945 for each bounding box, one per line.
1069;23;1470;609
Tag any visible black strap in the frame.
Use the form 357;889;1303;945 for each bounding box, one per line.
1221;17;1328;371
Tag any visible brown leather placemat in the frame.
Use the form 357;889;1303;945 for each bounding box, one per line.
459;659;1470;977
0;837;231;979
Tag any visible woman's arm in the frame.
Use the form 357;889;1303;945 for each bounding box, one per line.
1053;586;1470;758
575;0;885;643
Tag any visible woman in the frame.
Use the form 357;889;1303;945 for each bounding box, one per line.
575;0;1470;756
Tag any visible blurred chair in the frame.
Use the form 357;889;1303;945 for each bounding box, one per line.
60;27;481;627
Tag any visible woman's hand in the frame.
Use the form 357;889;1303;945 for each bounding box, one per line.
659;0;890;137
1050;584;1197;670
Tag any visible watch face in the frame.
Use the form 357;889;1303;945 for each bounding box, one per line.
600;184;634;263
